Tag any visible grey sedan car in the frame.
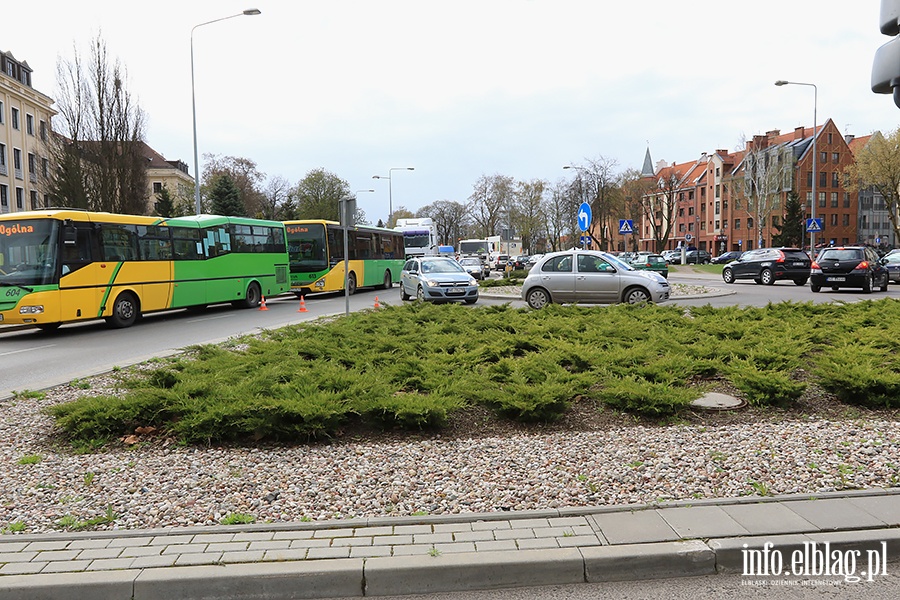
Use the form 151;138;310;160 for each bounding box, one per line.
400;257;479;304
521;250;670;309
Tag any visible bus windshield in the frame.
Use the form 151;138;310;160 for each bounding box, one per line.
403;231;431;248
286;222;328;273
0;219;60;287
459;241;488;254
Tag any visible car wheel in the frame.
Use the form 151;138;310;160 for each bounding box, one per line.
863;274;874;293
623;287;651;304
880;275;889;292
416;285;426;301
793;278;808;286
400;285;410;301
760;268;774;285
526;287;550;309
722;268;735;284
810;284;821;292
464;298;477;305
107;292;139;328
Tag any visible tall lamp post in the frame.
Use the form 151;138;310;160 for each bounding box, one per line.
775;80;817;253
191;8;261;214
372;167;414;226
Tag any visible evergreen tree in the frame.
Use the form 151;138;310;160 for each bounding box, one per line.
772;191;805;248
154;185;175;217
208;174;245;216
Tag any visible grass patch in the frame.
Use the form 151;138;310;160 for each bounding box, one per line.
45;299;900;448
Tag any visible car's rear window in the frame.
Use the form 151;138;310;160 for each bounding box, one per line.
820;249;862;261
782;250;809;260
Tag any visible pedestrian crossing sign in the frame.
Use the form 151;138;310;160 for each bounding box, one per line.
618;219;634;234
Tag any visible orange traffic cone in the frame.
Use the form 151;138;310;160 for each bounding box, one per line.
374;296;381;309
259;296;268;311
297;296;308;313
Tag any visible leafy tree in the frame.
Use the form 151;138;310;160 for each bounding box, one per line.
49;35;147;214
208;174;245;216
202;154;266;217
154;185;175;217
771;191;804;247
291;168;351;222
845;129;900;245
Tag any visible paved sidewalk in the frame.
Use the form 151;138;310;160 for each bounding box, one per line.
1;489;899;599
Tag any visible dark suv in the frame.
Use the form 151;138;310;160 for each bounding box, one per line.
810;246;889;293
684;250;711;264
721;247;811;286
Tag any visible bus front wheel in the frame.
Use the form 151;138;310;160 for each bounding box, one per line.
108;292;139;328
234;282;261;309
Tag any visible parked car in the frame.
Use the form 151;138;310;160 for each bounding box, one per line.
881;253;900;283
521;249;670;309
661;249;682;264
810;246;889;293
683;250;712;264
629;253;669;278
710;250;743;264
400;257;479;304
458;257;487;280
492;254;510;271
525;254;544;269
721;247;811;286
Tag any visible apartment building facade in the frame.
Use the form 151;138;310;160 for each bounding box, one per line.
0;49;55;213
640;118;862;255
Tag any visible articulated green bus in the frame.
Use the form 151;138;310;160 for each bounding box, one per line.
0;210;289;330
284;220;404;296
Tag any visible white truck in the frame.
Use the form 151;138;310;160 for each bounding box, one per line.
394;218;438;259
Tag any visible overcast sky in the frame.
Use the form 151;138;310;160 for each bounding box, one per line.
5;1;899;223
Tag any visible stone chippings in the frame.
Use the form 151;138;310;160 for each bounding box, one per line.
1;380;898;534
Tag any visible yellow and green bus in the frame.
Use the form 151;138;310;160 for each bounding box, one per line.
284;220;404;296
0;210;289;330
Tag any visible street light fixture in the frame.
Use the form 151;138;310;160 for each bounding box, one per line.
191;8;261;214
372;167;414;225
775;79;817;253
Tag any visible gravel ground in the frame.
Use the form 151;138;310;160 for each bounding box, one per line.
1;280;896;535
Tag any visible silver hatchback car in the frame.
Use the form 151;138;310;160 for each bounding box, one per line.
400;257;479;304
521;249;670;309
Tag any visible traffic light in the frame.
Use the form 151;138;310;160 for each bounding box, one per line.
873;0;900;107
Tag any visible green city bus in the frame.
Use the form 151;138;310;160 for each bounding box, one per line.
284;220;404;296
0;210;289;330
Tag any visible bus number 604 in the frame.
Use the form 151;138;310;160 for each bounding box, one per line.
5;288;21;297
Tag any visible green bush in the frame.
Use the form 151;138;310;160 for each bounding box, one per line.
814;346;900;408
594;375;700;417
728;362;806;406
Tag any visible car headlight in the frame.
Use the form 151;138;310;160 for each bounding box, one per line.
425;278;440;287
468;277;477;285
19;305;45;314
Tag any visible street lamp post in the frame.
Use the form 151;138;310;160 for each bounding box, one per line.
191;8;261;214
775;80;817;253
372;167;414;226
340;189;375;315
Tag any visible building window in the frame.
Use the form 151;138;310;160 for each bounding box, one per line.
0;184;7;208
152;182;163;194
11;107;19;130
829;213;837;226
715;201;720;215
27;153;36;182
820;151;827;163
0;100;4;124
819;172;827;187
806;192;813;208
748;217;754;230
0;143;5;167
843;192;851;208
29;190;38;210
715;184;720;198
715;220;720;230
722;219;728;230
26;114;34;136
831;192;838;208
842;214;850;227
13;148;22;178
15;187;24;209
688;190;694;200
40;120;47;141
734;219;741;230
806;171;813;187
832;152;839;163
688;222;694;231
688;206;694;216
678;207;684;217
818;192;826;208
42;157;49;178
827;132;833;144
832;172;839;188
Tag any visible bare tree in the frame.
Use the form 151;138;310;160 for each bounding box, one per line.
568;157;621;251
513;179;546;254
467;174;513;237
733;143;793;248
544;179;578;252
845;129;900;245
417;200;469;246
261;175;292;220
50;35;147;214
620;168;654;252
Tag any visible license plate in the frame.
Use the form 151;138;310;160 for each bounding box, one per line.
793;262;806;267
826;276;846;282
446;288;465;296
